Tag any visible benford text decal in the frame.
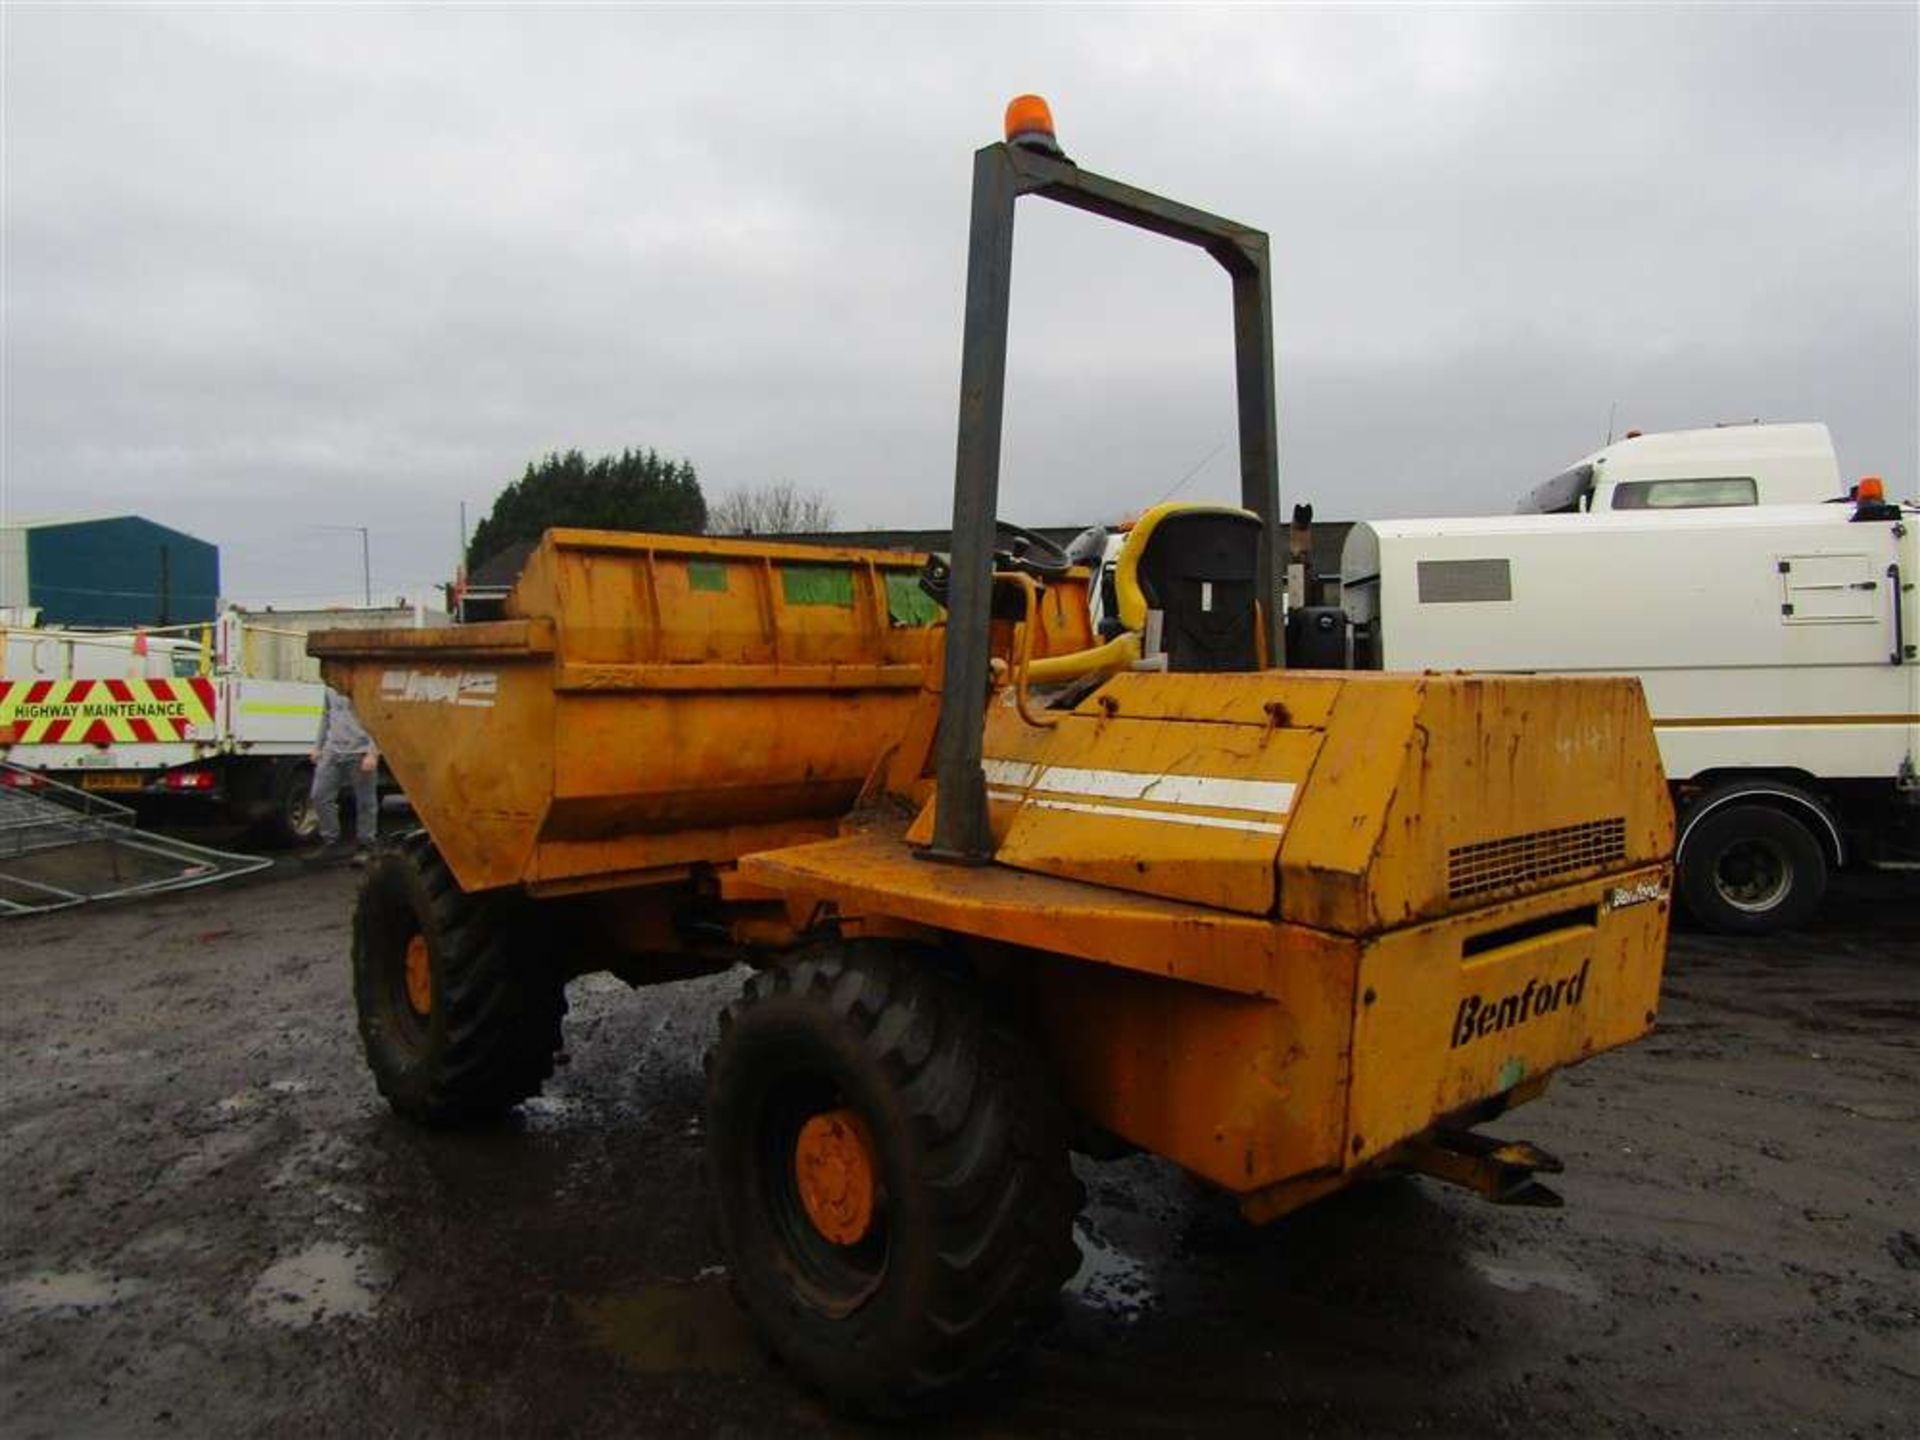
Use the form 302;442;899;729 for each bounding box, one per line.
1605;879;1668;912
1451;960;1590;1049
378;669;498;708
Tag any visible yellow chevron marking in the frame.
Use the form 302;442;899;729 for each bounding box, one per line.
0;679;217;741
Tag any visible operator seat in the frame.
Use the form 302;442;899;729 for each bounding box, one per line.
1129;507;1264;672
1024;502;1266;685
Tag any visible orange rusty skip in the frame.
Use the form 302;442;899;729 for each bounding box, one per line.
310;528;1095;899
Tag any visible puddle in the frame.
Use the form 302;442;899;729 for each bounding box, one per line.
265;1133;360;1195
1;1269;147;1315
1837;1100;1917;1123
117;1227;204;1261
576;1279;759;1374
1468;1252;1603;1303
1064;1223;1157;1321
158;1127;262;1188
216;1079;315;1117
247;1241;386;1328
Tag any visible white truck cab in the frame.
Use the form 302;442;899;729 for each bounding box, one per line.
1516;422;1847;515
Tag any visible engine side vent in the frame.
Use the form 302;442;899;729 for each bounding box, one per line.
1448;818;1627;900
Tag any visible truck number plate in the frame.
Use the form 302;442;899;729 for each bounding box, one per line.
80;773;143;792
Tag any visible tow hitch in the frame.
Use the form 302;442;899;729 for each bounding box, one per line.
1387;1130;1568;1208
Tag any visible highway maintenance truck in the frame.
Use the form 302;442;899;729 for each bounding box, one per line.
312;98;1676;1413
1;608;332;842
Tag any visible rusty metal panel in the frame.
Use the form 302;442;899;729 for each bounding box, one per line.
311;529;943;895
1367;675;1673;929
1275;676;1424;934
1008;936;1357;1192
738;828;1300;999
329;650;556;892
1069;671;1347;728
550;689;918;831
979;702;1319;914
1278;673;1673;935
1344;866;1672;1165
312;619;554;659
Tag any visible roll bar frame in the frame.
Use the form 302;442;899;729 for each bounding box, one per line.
926;140;1282;862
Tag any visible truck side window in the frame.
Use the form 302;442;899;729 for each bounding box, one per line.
1611;477;1758;510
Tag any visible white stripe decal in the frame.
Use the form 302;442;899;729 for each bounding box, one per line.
982;758;1040;789
981;758;1295;815
986;789;1286;836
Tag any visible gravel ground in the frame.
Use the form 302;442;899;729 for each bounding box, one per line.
1;861;1915;1438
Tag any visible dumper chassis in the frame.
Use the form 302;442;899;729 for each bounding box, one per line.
315;101;1674;1414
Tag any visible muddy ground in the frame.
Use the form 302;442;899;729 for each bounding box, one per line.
2;863;1915;1438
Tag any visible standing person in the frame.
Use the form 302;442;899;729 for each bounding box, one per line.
308;687;379;863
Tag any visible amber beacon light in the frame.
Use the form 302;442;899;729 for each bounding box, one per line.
1004;93;1062;154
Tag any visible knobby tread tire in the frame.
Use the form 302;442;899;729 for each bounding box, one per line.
704;941;1081;1416
351;832;566;1125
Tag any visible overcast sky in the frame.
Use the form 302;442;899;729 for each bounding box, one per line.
5;3;1915;608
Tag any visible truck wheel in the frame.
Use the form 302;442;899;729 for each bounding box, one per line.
244;759;318;848
351;833;566;1125
703;942;1081;1415
1679;803;1828;935
278;761;319;845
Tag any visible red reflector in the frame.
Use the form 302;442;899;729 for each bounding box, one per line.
1;769;46;789
163;769;215;792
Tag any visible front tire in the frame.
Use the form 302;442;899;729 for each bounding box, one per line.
703;942;1080;1415
351;833;566;1124
1679;803;1828;935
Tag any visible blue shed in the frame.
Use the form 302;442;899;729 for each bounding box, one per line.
0;516;220;627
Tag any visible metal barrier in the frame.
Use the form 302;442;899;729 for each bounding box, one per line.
0;764;271;916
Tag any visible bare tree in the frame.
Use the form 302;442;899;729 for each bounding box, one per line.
707;482;838;536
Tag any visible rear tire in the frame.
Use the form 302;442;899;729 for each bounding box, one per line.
243;759;317;848
703;941;1080;1415
1679;803;1827;935
351;832;566;1124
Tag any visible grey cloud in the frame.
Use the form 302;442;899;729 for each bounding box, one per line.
4;4;1913;606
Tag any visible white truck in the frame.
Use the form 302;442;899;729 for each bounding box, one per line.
1333;492;1918;933
1515;421;1847;515
0;609;331;843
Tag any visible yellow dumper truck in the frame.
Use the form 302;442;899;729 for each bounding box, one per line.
313;99;1674;1413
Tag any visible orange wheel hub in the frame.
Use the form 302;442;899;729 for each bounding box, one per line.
793;1108;879;1247
403;934;433;1017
